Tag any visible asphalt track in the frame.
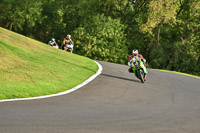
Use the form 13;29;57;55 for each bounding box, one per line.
0;61;200;133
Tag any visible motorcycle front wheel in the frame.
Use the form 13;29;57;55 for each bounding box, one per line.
138;71;145;83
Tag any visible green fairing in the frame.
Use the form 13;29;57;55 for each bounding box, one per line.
131;58;147;75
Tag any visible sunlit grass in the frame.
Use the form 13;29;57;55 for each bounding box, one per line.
151;69;200;79
0;27;98;100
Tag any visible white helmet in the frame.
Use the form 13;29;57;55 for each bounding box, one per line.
51;38;55;42
132;49;139;56
67;34;71;39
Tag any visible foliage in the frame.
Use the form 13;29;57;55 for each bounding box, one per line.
0;0;200;75
141;0;178;34
0;0;42;32
73;14;128;64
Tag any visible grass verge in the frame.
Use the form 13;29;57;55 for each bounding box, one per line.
0;27;98;100
150;69;200;79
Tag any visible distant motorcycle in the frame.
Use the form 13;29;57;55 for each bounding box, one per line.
64;42;73;53
131;56;147;83
48;42;59;49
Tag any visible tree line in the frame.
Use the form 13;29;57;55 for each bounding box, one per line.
0;0;200;76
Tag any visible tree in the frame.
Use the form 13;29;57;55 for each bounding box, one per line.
73;14;129;64
0;0;199;75
0;0;42;33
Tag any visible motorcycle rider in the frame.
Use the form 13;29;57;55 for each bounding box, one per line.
63;34;73;44
48;38;58;48
128;49;147;79
63;34;74;52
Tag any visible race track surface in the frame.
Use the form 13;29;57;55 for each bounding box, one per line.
0;61;200;133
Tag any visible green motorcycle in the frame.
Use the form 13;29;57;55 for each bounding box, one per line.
131;57;147;83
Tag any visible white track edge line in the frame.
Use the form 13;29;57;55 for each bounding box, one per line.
0;60;103;103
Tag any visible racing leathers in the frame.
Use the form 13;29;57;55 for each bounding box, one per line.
63;38;74;52
128;54;147;78
48;40;57;47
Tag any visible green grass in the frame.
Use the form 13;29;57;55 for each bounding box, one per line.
150;69;200;79
0;27;98;100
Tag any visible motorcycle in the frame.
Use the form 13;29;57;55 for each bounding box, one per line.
131;56;147;83
64;43;73;53
48;42;59;49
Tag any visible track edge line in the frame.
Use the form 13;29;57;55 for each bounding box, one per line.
0;60;103;103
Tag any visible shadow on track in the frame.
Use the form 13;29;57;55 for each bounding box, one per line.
101;73;140;83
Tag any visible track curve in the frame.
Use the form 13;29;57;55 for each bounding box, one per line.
0;61;200;133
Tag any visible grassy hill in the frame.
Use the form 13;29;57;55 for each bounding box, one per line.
0;27;98;100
